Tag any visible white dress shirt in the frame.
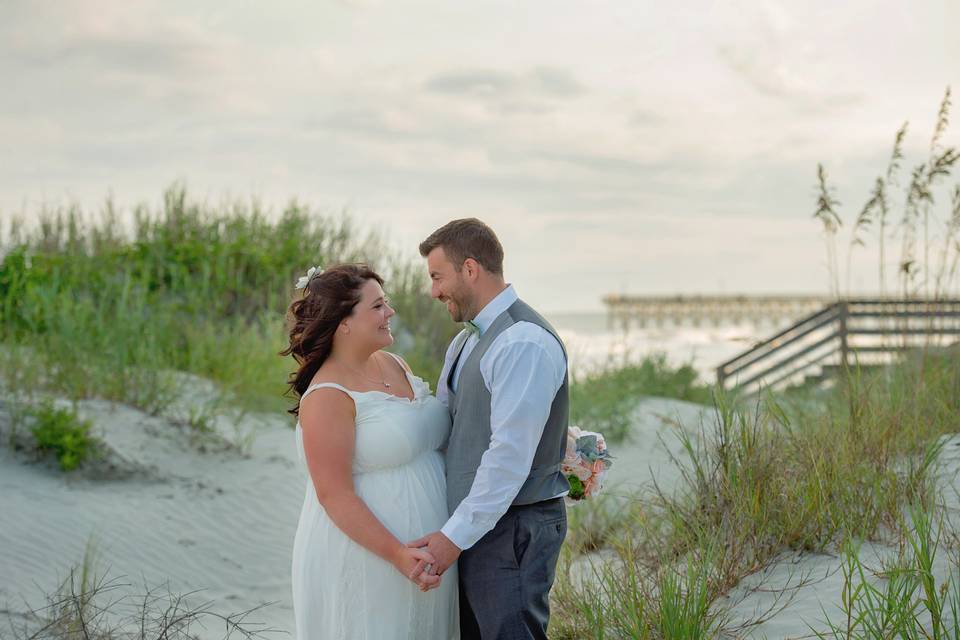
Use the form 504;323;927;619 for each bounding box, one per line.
436;285;568;550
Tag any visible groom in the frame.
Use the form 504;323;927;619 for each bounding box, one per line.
410;218;569;639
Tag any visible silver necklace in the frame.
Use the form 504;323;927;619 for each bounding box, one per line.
340;355;391;388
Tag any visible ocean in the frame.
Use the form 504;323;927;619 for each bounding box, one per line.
544;311;769;384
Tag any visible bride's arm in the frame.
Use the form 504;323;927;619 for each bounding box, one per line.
299;388;439;587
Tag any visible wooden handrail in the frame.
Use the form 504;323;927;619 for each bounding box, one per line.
832;298;960;306
717;303;841;372
848;311;960;318
732;330;840;390
746;346;837;392
848;328;960;335
717;298;960;394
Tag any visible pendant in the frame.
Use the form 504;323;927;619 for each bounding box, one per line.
384;382;391;388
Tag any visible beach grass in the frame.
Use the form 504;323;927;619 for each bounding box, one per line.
0;186;457;422
5;540;278;640
550;348;960;638
817;503;960;639
814;86;959;301
0;186;716;449
570;353;713;443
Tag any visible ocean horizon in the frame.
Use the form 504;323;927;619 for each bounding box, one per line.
544;310;768;384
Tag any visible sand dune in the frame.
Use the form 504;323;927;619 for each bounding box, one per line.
716;433;960;638
0;394;303;637
571;399;960;639
2;390;957;639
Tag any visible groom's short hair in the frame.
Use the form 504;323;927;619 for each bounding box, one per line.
419;218;504;275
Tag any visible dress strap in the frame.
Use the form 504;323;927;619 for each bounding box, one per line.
383;350;410;373
300;382;354;404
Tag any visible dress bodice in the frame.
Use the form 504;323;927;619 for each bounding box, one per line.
295;370;451;474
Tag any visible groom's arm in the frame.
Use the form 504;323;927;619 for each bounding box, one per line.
440;322;567;551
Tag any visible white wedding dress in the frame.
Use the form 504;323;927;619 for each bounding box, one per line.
291;358;459;640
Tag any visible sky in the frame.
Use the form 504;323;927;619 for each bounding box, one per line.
1;0;958;312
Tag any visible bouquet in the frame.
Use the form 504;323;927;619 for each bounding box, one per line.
561;426;613;504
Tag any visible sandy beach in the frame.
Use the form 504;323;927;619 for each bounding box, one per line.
0;390;303;638
714;431;960;639
2;385;958;639
567;397;960;639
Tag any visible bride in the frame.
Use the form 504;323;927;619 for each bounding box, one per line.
283;263;458;639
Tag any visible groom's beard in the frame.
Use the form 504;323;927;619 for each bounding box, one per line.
442;289;474;323
445;297;466;322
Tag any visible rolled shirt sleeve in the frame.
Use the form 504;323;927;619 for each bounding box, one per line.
440;323;567;550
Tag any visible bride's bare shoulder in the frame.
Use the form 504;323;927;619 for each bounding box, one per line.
300;372;356;423
379;349;412;373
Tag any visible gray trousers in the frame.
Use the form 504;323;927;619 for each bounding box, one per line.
458;498;567;640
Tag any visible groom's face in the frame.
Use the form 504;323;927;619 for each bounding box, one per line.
426;247;474;322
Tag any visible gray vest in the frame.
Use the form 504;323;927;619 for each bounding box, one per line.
444;298;570;515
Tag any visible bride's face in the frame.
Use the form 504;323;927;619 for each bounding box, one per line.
426;247;475;323
342;279;395;349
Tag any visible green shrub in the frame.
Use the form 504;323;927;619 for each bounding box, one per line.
551;350;960;638
570;353;714;442
817;504;960;639
28;402;96;471
0;186;456;415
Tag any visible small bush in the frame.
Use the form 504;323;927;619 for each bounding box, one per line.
29;402;96;471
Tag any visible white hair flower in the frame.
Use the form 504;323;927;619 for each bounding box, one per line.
295;265;323;290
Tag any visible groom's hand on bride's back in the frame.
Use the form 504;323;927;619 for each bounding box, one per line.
406;531;461;586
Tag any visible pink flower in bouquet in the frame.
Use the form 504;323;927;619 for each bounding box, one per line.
571;460;593;482
563;425;613;503
582;459;608;497
561;427;592;480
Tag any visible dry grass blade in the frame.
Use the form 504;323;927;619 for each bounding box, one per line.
3;555;283;640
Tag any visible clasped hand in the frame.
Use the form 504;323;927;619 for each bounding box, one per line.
404;531;461;592
393;544;442;592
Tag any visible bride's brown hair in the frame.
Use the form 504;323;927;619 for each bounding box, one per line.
281;263;384;416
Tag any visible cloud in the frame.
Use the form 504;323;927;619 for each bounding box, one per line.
424;66;585;100
309;108;422;140
9;33;210;75
0;3;239;123
717;43;862;110
1;0;955;309
2;3;222;73
713;1;864;111
628;109;666;127
333;0;381;7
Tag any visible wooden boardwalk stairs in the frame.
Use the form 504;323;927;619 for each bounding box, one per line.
716;299;960;395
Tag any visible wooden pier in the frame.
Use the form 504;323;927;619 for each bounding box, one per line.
602;294;835;329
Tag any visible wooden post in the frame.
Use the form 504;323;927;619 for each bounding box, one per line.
838;300;849;369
